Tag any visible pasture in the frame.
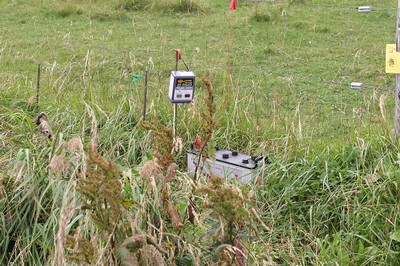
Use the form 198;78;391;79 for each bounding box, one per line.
1;0;400;265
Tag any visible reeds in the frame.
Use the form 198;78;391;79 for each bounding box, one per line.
1;95;400;265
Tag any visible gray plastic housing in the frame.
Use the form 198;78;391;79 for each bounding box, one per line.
168;71;195;103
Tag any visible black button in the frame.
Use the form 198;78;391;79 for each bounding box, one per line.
232;151;238;156
222;153;229;159
242;159;249;164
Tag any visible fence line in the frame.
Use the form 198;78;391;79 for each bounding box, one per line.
36;60;395;93
239;0;397;12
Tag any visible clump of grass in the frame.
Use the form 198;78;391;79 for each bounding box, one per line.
166;0;202;13
251;11;273;23
0;114;65;265
290;0;307;3
115;0;155;11
90;11;130;22
250;3;288;24
53;2;83;18
251;9;283;23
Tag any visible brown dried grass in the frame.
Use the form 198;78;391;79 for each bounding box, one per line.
54;182;76;266
140;159;163;192
66;136;83;154
138;245;166;266
49;155;69;176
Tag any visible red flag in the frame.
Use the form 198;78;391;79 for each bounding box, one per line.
230;0;236;10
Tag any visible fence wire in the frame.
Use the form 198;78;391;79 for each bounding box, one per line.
239;0;397;12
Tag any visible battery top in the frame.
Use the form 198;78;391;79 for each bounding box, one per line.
189;148;260;170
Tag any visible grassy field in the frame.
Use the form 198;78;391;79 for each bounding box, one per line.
1;0;400;265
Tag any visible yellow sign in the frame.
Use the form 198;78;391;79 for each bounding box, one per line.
386;44;400;74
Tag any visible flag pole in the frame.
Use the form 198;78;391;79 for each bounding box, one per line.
227;8;232;110
224;0;236;113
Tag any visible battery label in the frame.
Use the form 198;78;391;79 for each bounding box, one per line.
176;79;194;88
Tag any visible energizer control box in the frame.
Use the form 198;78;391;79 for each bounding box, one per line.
187;147;267;184
168;71;195;103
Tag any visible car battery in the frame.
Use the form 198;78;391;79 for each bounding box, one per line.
187;146;267;184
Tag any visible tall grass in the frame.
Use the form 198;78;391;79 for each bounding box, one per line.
1;98;400;264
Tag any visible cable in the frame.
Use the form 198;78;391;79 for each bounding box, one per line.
180;57;190;71
204;64;396;92
361;84;395;92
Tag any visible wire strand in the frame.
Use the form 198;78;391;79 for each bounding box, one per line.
239;0;397;12
36;58;395;92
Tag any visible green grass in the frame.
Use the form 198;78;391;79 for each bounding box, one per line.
1;0;400;265
0;0;395;156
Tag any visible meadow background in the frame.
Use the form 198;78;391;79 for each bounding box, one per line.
1;0;400;265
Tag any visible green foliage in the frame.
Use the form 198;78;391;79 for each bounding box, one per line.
115;0;154;11
317;233;350;265
169;0;202;13
251;9;280;23
252;138;400;264
0;139;61;264
54;3;84;18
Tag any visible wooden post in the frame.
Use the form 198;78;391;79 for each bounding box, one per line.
396;0;400;140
